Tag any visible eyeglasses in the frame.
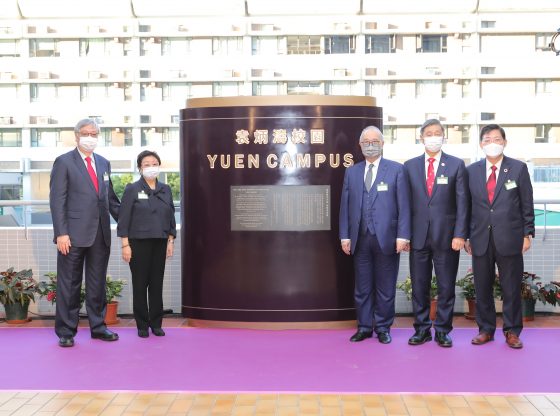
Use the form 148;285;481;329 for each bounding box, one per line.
481;137;505;145
360;141;382;146
79;132;99;138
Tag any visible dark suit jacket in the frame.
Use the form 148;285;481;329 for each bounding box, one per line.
117;178;176;240
339;158;411;255
467;155;534;257
49;148;120;247
404;152;469;251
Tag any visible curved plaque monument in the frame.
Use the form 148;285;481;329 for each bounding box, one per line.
180;96;382;324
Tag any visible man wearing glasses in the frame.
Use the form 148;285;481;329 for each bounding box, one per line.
339;126;411;344
49;118;120;347
465;124;535;349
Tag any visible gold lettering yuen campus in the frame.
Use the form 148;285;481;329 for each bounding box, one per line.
206;153;354;169
206;128;355;169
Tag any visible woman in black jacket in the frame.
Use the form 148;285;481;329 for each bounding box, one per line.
117;150;176;338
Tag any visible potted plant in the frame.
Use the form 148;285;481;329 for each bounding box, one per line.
38;272;86;308
455;269;476;320
540;281;560;307
104;276;126;325
0;268;39;324
397;275;438;321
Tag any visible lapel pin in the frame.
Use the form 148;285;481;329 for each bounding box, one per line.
503;168;508;173
441;162;445;166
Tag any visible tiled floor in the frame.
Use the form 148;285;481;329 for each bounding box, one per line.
1;314;559;416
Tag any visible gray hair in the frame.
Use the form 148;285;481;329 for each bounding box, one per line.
420;119;444;136
74;118;99;135
359;125;384;142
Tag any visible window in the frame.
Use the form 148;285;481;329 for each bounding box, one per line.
383;126;396;144
252;82;287;95
533;166;560;182
535;124;551;143
535;33;552;51
365;35;395;53
29;39;59;57
98;128;132;147
481;67;495;75
536;79;552;94
139;25;151;33
287;81;323;95
212;37;243;56
140;115;151;123
325;81;354;95
481;112;495;121
0;184;22;200
460;80;471;98
366;81;396;100
461;126;470;144
417;35;447;53
140;37;162;56
213;82;242;97
0;129;21;147
30;129;64;147
0;40;18;57
415;80;445;98
162;38;191;56
162;128;179;146
286;36;321;54
324;36;355;54
481;21;496;29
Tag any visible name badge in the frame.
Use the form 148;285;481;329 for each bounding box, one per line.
103;172;109;182
377;182;388;192
505;180;517;190
138;191;149;200
436;176;448;185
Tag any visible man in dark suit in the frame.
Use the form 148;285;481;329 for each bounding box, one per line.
465;124;534;349
49;118;120;347
339;126;411;344
404;119;468;348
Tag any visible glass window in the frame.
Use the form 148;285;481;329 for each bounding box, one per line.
324;36;355;54
0;40;18;57
212;37;243;56
366;81;396;100
535;33;552;51
30;129;68;147
252;82;287;96
162;38;191;56
287;81;323;95
0;184;22;200
416;80;443;98
365;35;394;53
0;129;22;147
98;128;132;147
286;36;321;54
535;124;551;143
417;35;447;53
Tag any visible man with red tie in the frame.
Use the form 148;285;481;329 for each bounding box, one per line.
49;119;120;347
465;124;534;349
404;119;468;347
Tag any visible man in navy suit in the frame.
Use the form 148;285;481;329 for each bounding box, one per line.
465;124;534;349
339;126;411;344
403;119;468;347
49;118;120;347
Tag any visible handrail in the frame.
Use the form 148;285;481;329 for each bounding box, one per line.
0;199;558;240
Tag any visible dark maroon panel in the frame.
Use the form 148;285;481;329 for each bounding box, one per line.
180;102;382;322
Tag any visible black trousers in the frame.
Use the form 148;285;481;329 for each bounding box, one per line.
409;234;460;334
129;238;167;330
55;222;109;338
472;231;523;336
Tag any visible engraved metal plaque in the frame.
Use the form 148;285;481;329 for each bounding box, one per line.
231;185;330;231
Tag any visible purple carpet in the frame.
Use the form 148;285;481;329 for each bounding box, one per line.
2;327;558;393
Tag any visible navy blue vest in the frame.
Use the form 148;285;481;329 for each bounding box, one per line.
359;181;376;236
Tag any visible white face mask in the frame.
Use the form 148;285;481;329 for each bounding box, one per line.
482;143;504;158
423;136;444;153
361;143;382;158
142;166;160;180
79;136;98;152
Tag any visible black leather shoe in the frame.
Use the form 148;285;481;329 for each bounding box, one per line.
435;331;453;348
350;331;373;342
138;329;149;338
408;329;432;345
151;328;165;337
377;332;392;344
58;336;74;348
91;329;119;341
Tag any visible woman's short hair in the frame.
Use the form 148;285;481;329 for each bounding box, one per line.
137;150;161;169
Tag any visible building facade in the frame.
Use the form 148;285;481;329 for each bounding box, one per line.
0;0;559;209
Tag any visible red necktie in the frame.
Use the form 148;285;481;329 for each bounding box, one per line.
487;165;497;203
85;156;99;194
426;158;435;196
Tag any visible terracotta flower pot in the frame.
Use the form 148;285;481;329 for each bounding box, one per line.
104;301;120;325
3;301;31;324
429;298;437;321
465;298;476;320
522;298;536;322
